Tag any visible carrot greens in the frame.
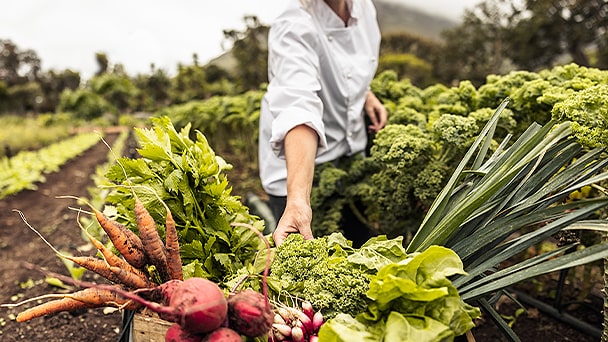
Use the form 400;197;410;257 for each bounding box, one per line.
104;116;264;284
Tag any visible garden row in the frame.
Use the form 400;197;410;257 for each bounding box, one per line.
0;131;103;199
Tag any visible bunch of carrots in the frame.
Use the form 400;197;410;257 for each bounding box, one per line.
9;194;184;322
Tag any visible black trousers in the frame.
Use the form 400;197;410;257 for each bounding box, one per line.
267;194;287;227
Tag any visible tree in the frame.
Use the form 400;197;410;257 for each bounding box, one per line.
95;52;109;76
379;32;442;86
171;54;208;103
0;39;41;86
223;15;269;90
89;72;139;113
506;0;608;70
37;69;81;112
133;63;171;111
438;0;608;84
438;1;510;86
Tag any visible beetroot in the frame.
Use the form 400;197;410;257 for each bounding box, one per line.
201;327;242;342
168;278;228;334
90;278;227;336
165;323;203;342
227;289;273;337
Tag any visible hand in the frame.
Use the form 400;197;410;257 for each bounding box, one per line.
364;90;388;133
272;199;314;246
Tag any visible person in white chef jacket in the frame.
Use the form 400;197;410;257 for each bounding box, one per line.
258;0;388;246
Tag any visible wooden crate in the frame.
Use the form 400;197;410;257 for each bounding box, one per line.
132;311;171;342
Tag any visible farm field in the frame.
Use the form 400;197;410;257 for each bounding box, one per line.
0;126;602;341
0;132;125;341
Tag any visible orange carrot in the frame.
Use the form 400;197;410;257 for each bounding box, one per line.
134;197;170;282
79;224;152;286
164;209;183;281
69;255;125;284
92;207;147;269
56;196;147;269
109;266;153;289
15;210;124;284
16;288;140;322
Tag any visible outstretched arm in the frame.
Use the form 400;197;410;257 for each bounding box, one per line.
272;124;318;246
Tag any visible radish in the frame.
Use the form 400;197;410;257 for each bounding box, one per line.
291;326;304;342
226;223;274;338
227;289;273;337
165;323;203;342
311;311;324;333
301;301;314;320
201;327;242;342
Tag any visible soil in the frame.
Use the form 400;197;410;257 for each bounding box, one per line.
0;130;604;342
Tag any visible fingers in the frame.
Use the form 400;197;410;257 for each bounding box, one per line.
365;91;388;133
272;225;298;246
367;107;387;133
272;206;314;246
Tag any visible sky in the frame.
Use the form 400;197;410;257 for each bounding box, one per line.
0;0;481;80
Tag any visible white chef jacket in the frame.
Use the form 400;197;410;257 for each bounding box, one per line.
259;0;381;196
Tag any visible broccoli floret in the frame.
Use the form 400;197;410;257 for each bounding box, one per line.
270;234;370;318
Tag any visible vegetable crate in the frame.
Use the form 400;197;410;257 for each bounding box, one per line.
129;311;171;342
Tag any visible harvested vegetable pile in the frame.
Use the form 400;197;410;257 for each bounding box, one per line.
6;196;276;341
2;118;276;341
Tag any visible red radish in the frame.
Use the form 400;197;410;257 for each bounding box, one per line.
274;313;286;325
312;311;324;333
201;327;242;342
309;335;319;342
301;301;314;320
168;278;228;334
157;279;183;305
291;326;304;342
290;308;313;334
140;279;184;321
272;323;292;337
227;289;273;337
227;223;274;338
165;323;203;342
277;307;293;324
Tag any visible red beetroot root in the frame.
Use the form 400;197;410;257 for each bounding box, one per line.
165;323;203;342
227;289;273;337
169;278;228;335
202;327;242;342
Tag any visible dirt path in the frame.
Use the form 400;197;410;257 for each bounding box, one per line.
0;133;124;342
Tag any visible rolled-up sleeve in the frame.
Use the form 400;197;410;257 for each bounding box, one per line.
264;19;329;158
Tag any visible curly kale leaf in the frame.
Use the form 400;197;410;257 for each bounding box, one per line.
431;114;478;149
552;84;608;148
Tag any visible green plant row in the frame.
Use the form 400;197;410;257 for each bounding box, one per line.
0;114;74;158
0;131;102;199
